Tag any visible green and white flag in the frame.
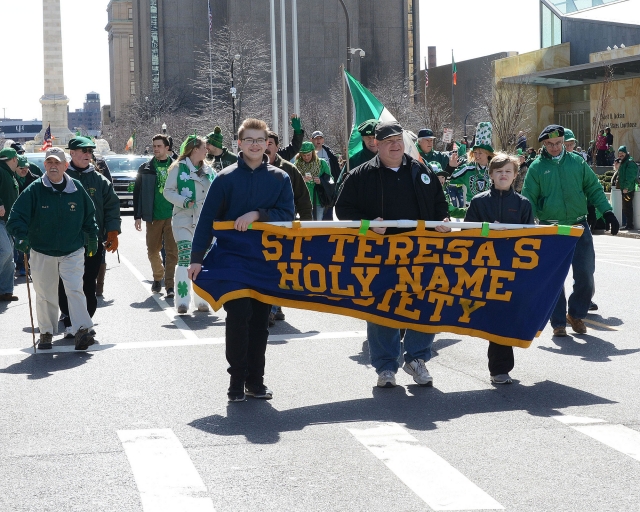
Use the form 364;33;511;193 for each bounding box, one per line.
344;71;421;161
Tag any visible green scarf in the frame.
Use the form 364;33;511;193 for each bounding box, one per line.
296;158;321;178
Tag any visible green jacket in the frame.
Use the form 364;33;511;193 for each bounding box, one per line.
336;143;377;190
66;163;121;241
522;148;612;225
0;161;19;222
449;162;491;204
416;145;450;170
207;147;238;172
7;176;98;257
443;186;467;218
617;155;638;192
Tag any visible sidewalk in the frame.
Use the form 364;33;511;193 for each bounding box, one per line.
594;228;640;240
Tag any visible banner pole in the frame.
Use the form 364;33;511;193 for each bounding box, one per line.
227;220;567;231
341;64;351;169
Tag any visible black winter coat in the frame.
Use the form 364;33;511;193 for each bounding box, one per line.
464;186;533;225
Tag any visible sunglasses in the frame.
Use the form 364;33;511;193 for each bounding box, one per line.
80;148;94;154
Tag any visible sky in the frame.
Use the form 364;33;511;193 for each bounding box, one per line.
0;0;542;122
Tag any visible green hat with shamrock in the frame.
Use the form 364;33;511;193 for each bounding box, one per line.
564;128;577;142
472;122;494;154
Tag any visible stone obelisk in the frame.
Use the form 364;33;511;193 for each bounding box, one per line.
35;0;73;145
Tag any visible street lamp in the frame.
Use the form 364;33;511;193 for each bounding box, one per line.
162;122;167;134
337;0;351;73
230;54;241;151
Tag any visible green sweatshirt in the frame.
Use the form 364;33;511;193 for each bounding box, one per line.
522;148;612;225
0;161;19;222
7;176;98;256
617;155;638;192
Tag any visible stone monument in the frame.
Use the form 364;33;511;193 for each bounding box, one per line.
34;0;73;146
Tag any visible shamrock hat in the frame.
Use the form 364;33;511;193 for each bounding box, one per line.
180;131;200;156
472;122;494;153
417;128;435;139
68;136;96;150
357;119;379;137
206;126;224;149
428;161;448;177
619;145;628;154
0;148;18;161
538;124;564;142
299;141;315;154
564;128;577;142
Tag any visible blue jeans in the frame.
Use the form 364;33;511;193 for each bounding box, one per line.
448;185;464;208
366;321;434;373
550;222;595;327
0;221;15;294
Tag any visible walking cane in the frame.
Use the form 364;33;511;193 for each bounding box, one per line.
23;254;37;354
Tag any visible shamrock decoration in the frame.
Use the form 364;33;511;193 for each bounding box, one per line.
180;172;190;181
127;182;135;192
180;187;193;198
177;281;189;298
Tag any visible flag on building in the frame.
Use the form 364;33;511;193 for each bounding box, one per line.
208;0;213;32
344;70;420;161
452;51;457;85
125;132;135;152
41;124;52;151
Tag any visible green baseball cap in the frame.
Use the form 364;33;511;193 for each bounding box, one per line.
299;141;315;154
17;155;29;167
563;128;577;142
0;148;17;161
68;136;96;150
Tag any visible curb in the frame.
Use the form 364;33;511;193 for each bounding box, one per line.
593;229;640;240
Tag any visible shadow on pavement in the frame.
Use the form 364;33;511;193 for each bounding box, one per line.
189;380;614;444
0;351;93;379
538;333;640;362
348;337;462;366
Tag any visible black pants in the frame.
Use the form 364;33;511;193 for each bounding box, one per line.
488;342;514;376
223;298;271;384
596;149;606;166
622;191;635;228
59;244;104;327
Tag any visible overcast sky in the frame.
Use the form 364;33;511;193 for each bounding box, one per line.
0;0;541;122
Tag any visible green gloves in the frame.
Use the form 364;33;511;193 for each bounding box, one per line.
15;239;30;253
291;116;302;133
86;235;99;257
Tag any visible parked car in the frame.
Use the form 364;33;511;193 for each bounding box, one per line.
103;154;149;209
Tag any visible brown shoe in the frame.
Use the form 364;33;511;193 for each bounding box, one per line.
566;314;587;334
553;326;567;337
0;293;18;301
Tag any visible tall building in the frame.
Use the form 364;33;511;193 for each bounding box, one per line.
106;0;419;122
68;92;102;135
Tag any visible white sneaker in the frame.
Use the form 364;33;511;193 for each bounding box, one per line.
63;326;75;339
403;359;433;387
197;303;210;312
377;370;397;388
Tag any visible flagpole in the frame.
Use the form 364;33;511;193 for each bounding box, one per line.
269;0;279;134
341;64;350;172
208;0;213;117
424;56;427;106
280;0;289;144
291;0;300;116
451;50;455;133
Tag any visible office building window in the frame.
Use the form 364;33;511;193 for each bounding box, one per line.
130;59;135;72
129;34;134;48
541;3;562;48
128;8;133;19
130;81;136;95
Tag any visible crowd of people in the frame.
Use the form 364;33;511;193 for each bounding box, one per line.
0;113;636;401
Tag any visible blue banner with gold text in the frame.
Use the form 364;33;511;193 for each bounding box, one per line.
193;222;582;348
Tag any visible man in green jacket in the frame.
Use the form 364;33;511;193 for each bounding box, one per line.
7;147;98;350
58;137;121;336
335;119;380;191
206;126;238;172
0;147;19;301
522;125;619;337
416;128;459;173
617;145;637;230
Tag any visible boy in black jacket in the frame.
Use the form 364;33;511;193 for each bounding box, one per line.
464;153;533;384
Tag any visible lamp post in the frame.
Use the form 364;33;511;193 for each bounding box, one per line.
231;54;240;153
463;111;474;138
337;0;351;73
161;122;167;135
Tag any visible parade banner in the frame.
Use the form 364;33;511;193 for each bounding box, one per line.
193;223;582;348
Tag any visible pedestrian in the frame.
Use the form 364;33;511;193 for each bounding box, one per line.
0;147;19;301
514;149;529;192
58;137;121;338
163;134;215;314
617;145;637;230
189;118;295;402
206;126;238;172
605;127;614;148
133;134;179;297
311;130;341;220
596;130;608;166
6;147;98;350
335;119;379;190
335;121;451;388
516;131;527;151
295;142;333;221
522;125;619;336
464;153;533;384
450;122;494;204
275;114;305;161
9;141;43;176
13;155;39;277
415;128;460;173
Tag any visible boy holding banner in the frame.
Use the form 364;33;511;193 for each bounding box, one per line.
189;119;295;402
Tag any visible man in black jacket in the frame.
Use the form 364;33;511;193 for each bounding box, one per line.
336;121;451;389
276;114;305;162
133;134;178;297
311;130;341;220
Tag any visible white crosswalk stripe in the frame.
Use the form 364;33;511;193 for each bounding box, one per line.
348;423;504;511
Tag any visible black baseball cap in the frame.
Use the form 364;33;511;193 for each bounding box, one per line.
375;121;403;141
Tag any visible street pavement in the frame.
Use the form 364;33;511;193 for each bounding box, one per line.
1;214;640;512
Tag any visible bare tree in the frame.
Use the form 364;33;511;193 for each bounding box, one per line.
590;64;614;164
475;73;536;152
412;87;454;150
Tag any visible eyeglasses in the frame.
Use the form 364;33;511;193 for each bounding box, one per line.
80;148;94;154
544;141;564;148
241;138;266;145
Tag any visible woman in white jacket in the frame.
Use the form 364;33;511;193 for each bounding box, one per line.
163;135;216;314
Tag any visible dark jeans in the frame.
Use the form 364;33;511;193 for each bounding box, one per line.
59;244;104;326
448;185;464;208
550;222;595;327
596;149;606;166
223;298;271;385
488;342;514;376
622;191;635;228
322;207;334;220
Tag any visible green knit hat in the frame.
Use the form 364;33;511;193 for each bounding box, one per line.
299;141;315;154
180;131;199;156
207;126;224;149
472;122;494;153
618;145;628;154
564;128;577;142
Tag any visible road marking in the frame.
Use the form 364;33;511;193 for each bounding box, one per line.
595;258;640;269
0;330;367;356
120;255;197;340
348;423;504;511
118;429;215;512
553;415;640;462
582;318;621;331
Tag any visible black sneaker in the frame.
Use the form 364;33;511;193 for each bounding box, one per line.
165;287;175;298
151;280;162;293
268;312;276;327
228;378;246;402
38;333;53;350
245;384;273;400
589;301;598;311
75;328;95;351
274;307;285;321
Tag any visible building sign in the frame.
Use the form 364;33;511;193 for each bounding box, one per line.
150;0;160;93
599;112;638;130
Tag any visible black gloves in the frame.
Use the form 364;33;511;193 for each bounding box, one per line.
604;211;619;235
